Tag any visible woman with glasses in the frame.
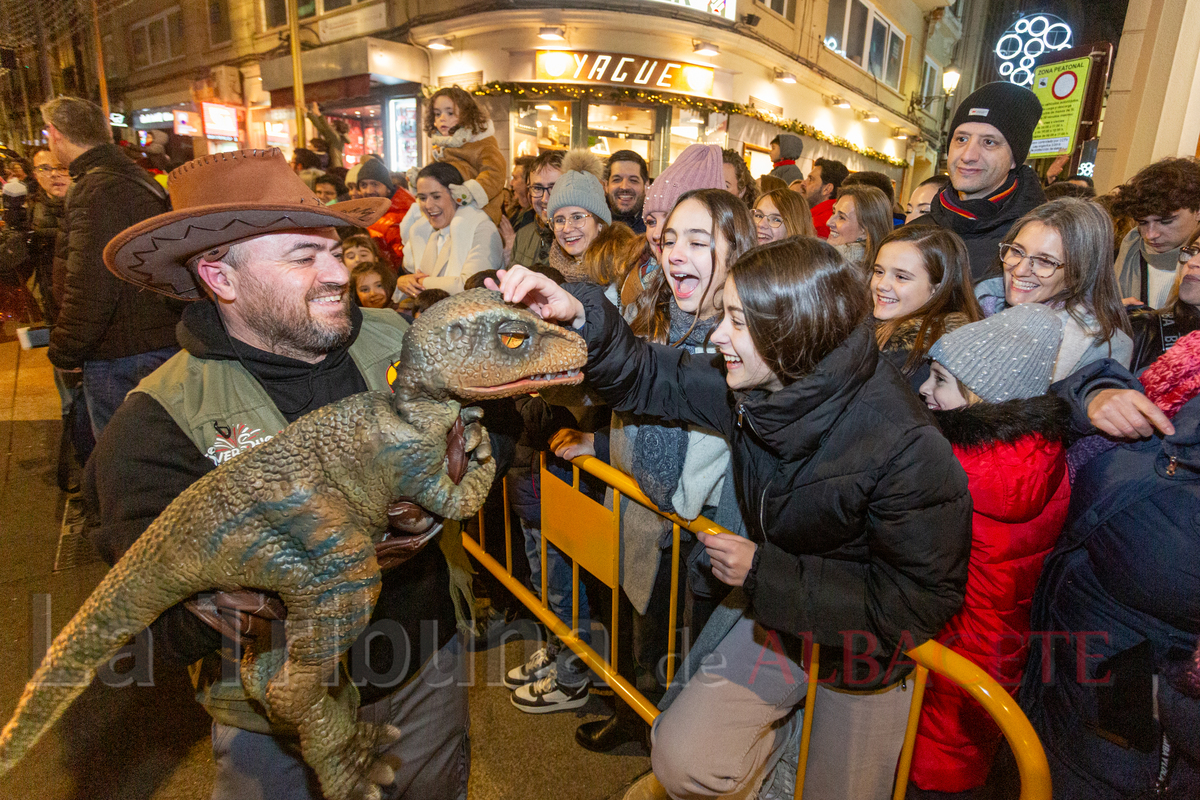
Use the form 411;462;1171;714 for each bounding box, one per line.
975;198;1132;380
543;150;613;282
752;188;814;244
398;161;502;296
1129;224;1200;372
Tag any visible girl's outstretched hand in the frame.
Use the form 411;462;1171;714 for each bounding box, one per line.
486;266;586;328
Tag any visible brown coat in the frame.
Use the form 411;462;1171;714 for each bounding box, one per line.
432;127;506;225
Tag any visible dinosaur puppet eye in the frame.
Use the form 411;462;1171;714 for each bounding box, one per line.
498;322;529;349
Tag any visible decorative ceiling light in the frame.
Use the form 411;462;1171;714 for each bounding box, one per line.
427;38;452;50
534;103;553;111
538;26;566;41
693;42;720;57
774;70;797;84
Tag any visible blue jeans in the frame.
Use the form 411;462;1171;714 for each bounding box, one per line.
82;346;178;438
521;520;591;686
211;635;469;800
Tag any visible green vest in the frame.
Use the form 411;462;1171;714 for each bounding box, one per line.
132;308;474;734
134;308;407;464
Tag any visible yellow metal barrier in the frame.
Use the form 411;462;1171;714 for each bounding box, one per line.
463;454;1051;800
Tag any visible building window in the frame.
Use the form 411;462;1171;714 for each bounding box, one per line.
129;7;184;70
758;0;795;23
824;0;906;90
102;33;122;80
263;0;367;28
209;0;232;46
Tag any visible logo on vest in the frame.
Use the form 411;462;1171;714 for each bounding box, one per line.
205;422;275;466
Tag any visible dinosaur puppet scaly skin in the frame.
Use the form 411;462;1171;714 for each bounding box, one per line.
0;289;587;800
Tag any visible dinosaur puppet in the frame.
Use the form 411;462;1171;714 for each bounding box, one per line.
0;289;587;800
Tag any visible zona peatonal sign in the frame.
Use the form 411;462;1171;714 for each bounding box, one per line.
1028;54;1092;157
535;50;715;96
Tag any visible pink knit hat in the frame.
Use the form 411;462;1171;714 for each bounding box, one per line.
643;144;726;219
1140;329;1200;418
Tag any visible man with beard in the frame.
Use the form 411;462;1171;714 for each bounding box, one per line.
86;148;479;800
797;157;849;238
604;150;648;234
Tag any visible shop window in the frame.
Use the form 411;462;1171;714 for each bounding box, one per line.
513;101;573;157
387;97;419;172
824;0;906;90
208;0;232;46
588;104;654;162
758;0;795;23
326;104;383;165
669;107;722;165
129;7;184;70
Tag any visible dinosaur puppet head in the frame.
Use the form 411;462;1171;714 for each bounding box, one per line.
392;288;588;402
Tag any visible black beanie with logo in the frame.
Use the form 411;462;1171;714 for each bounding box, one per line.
949;82;1043;166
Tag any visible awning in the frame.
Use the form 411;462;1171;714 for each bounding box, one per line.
260;37;427;105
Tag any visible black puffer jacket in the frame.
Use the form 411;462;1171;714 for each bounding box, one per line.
568;283;972;688
28;192;66;322
1129;300;1199;373
48;144;182;369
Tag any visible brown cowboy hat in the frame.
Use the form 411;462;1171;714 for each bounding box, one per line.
104;147;392;300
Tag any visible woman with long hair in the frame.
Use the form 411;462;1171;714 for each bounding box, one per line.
975;197;1133;380
494;235;971;799
828;184;893;271
552;189;758;748
753;188;815;244
871;226;983;389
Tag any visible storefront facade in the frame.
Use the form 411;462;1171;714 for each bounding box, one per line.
405;4;932;185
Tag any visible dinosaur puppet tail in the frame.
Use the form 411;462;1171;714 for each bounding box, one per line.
0;544;208;773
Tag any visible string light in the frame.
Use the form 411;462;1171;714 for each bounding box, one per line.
461;81;908;167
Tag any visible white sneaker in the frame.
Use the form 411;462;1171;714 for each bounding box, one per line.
504;646;553;690
511;666;591;714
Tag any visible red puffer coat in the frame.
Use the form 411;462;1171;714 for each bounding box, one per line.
368;187;415;271
909;395;1072;792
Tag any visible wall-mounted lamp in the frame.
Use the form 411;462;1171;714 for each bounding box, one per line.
427;37;453;51
741;13;761;26
774;70;797;84
892;129;909;140
693;42;720;57
538;26;566;41
942;67;961;94
863;111;880;123
828;96;851;109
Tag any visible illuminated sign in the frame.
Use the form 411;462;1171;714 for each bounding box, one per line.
535;50;715;96
202;102;239;141
174;110;202;137
109;112;127;127
995;14;1073;87
265;121;290;147
137;110;174;126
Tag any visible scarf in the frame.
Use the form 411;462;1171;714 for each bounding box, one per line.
773;158;797;168
629;298;719;512
935;171;1020;226
549;242;589;283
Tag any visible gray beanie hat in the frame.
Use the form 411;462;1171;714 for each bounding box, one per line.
547;149;612;225
928;303;1064;403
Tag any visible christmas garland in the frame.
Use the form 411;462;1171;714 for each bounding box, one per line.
466;81;908;168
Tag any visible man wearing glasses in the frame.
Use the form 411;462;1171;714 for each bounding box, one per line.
508;149;563;269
